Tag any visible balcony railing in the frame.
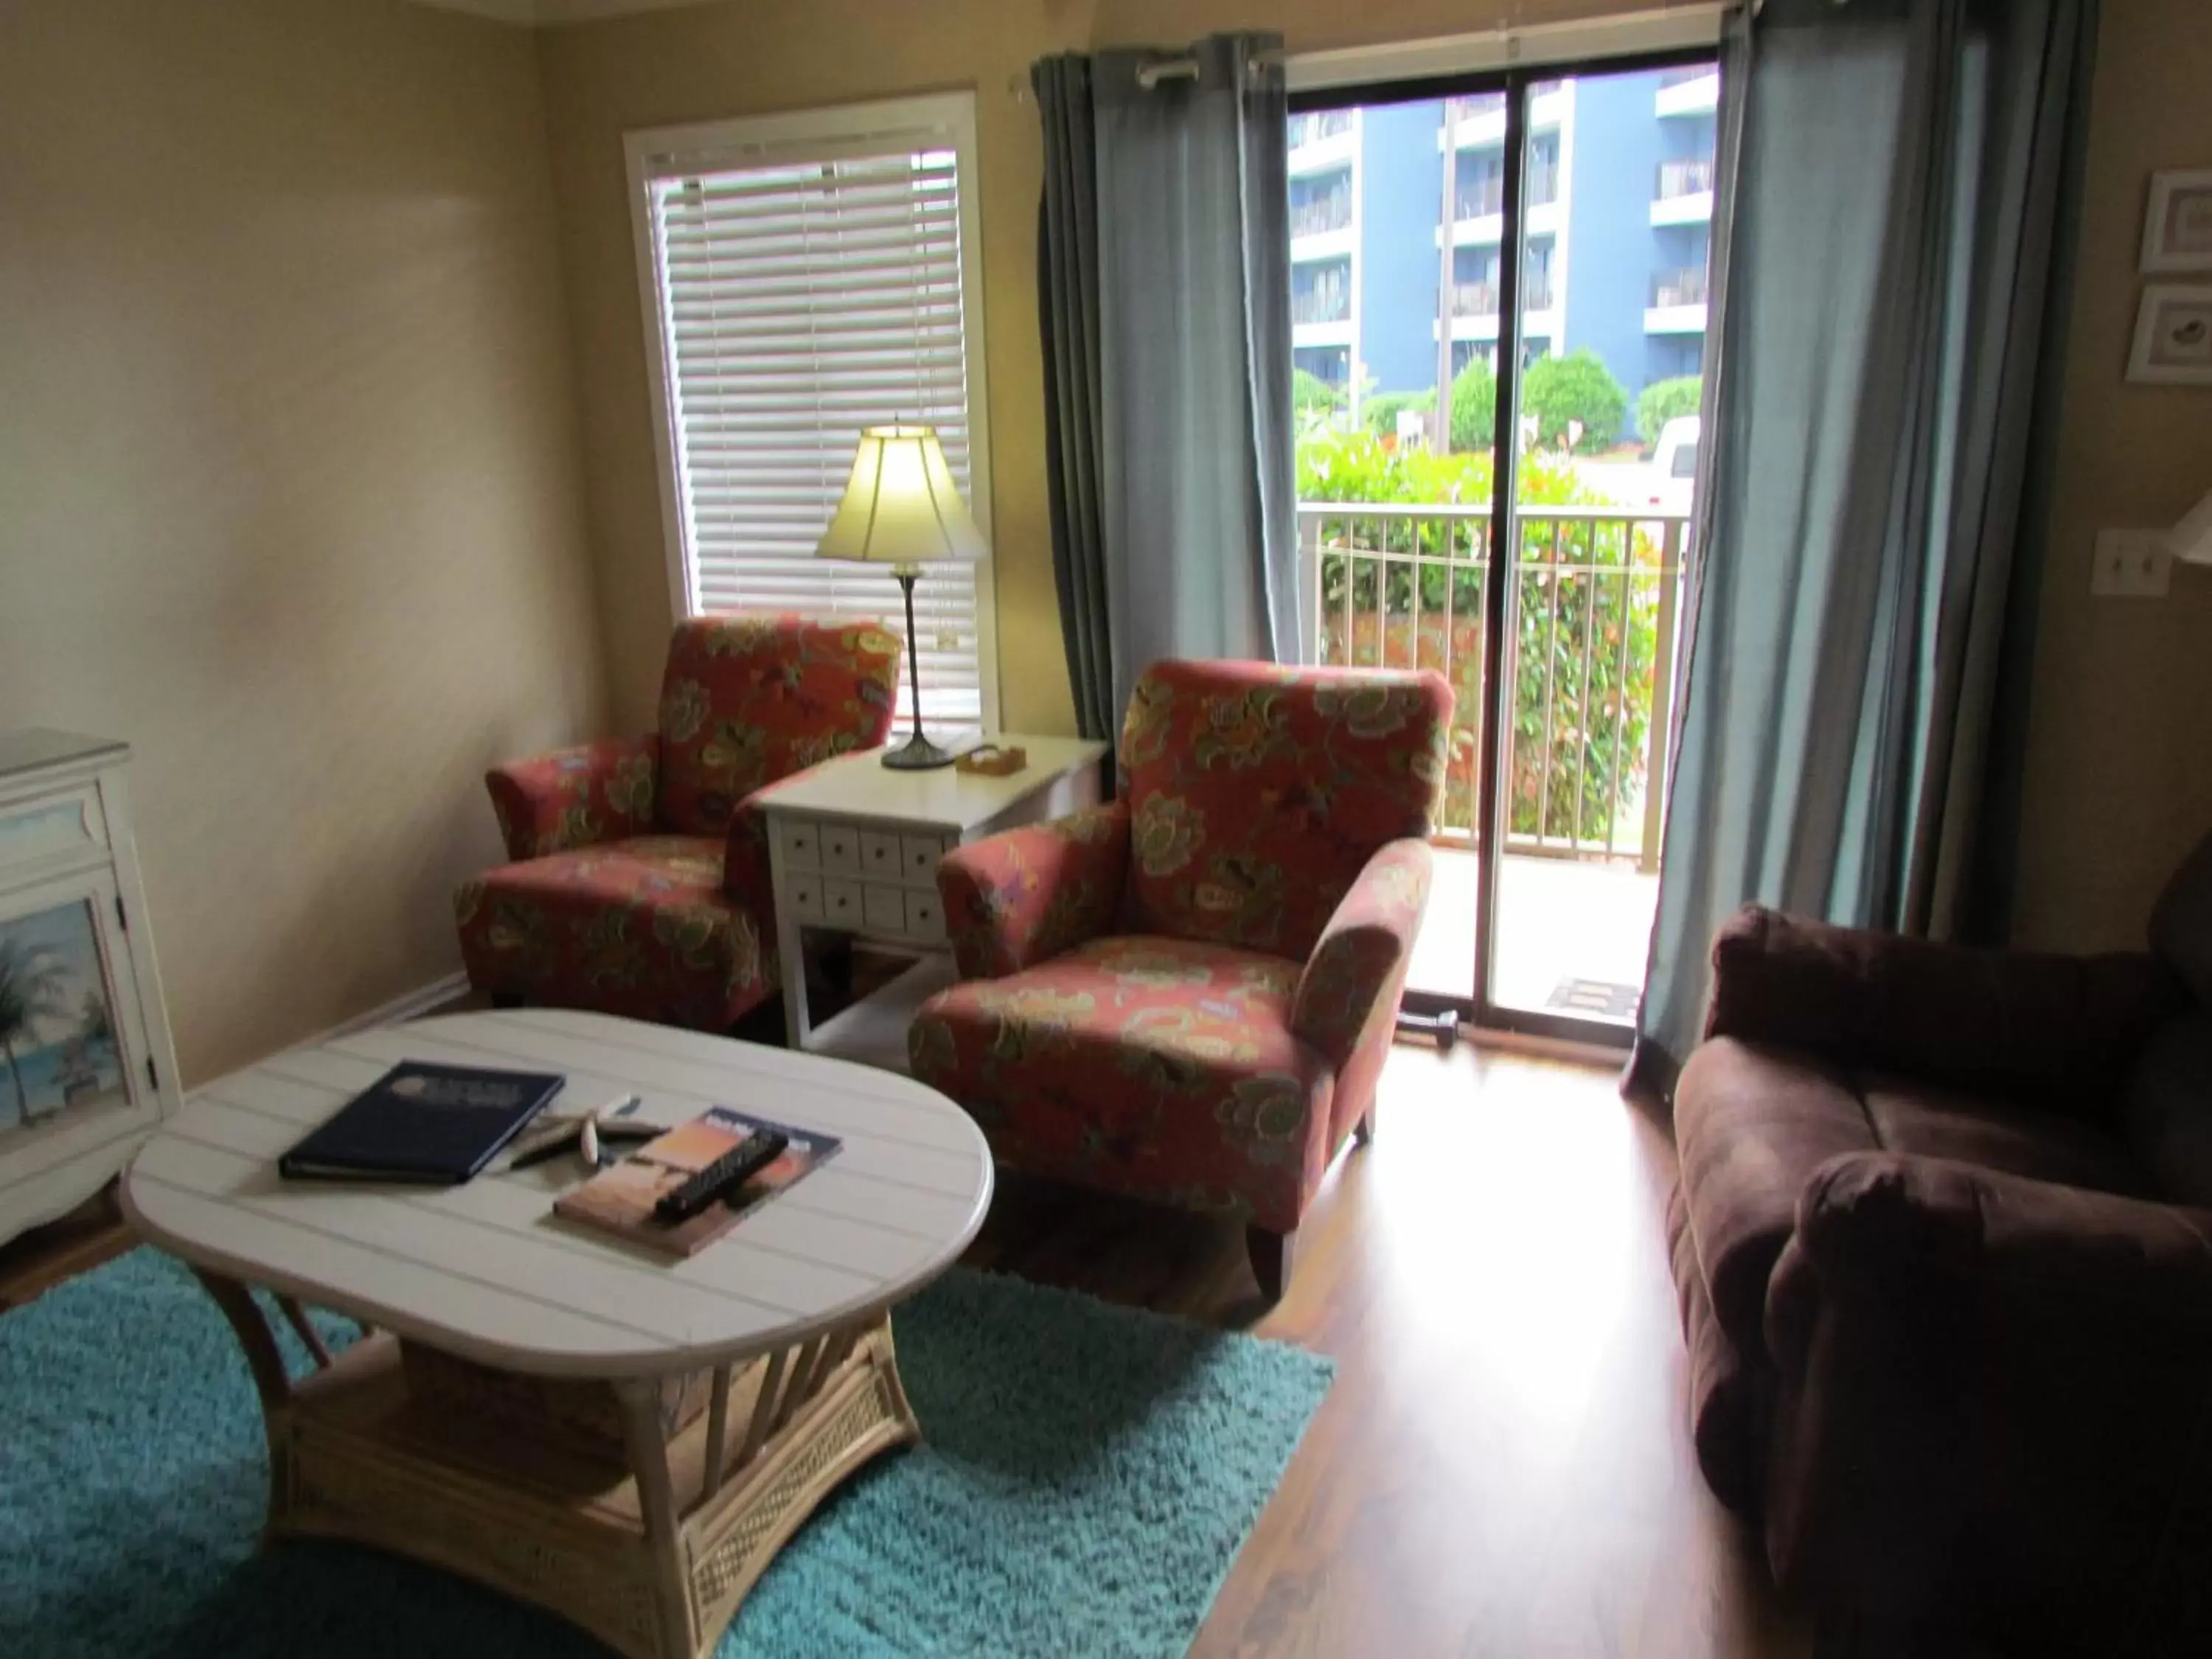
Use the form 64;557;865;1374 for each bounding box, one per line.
1297;503;1688;869
1660;66;1716;91
1293;288;1350;327
1445;93;1505;125
1455;164;1557;222
1651;268;1709;307
1289;110;1354;148
1656;157;1717;200
1290;194;1352;238
1453;280;1556;316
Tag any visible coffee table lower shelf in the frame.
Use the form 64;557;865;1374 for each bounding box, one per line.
195;1270;918;1659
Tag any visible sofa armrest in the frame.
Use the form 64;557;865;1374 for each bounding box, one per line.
1705;905;2179;1114
1759;1151;2212;1639
936;801;1130;979
1291;838;1432;1071
485;736;658;861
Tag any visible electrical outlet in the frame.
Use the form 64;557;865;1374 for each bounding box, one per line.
2092;529;2172;597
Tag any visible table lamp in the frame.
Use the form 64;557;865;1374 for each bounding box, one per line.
813;424;990;770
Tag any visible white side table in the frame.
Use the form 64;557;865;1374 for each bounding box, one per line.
759;735;1108;1052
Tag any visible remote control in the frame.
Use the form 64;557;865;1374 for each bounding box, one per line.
653;1129;790;1223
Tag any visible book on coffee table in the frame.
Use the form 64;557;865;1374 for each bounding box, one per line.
552;1107;840;1258
278;1061;566;1185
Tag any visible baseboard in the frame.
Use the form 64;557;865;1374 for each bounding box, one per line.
319;971;472;1043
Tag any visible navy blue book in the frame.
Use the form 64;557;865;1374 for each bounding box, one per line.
279;1061;566;1185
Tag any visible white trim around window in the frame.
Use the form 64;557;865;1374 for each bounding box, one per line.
623;92;999;731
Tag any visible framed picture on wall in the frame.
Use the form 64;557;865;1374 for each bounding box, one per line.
2127;285;2212;386
2141;171;2212;274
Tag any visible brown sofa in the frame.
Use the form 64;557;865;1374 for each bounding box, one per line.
1668;834;2212;1651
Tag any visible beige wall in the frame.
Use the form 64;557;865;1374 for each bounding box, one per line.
0;0;606;1085
2009;0;2212;950
532;0;1635;739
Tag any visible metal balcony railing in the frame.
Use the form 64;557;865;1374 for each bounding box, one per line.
1651;269;1709;307
1288;110;1354;148
1656;157;1717;200
1445;93;1506;125
1296;503;1688;869
1293;287;1350;326
1290;194;1352;237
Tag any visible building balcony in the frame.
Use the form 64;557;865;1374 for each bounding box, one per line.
1646;269;1709;333
1289;195;1352;240
1288;110;1356;177
1290;225;1355;265
1651;157;1716;225
1293;317;1354;349
1444;83;1568;149
1657;66;1720;118
1449;197;1560;248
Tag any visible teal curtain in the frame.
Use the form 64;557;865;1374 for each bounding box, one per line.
1636;0;2100;1076
1091;35;1302;720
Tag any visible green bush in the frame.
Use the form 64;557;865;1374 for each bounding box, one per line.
1448;359;1497;451
1295;428;1661;846
1635;375;1703;448
1522;349;1629;454
1362;389;1433;439
1293;368;1343;420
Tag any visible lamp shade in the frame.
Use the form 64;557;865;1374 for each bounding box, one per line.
814;424;988;570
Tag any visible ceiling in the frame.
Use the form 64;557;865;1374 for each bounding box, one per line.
407;0;714;25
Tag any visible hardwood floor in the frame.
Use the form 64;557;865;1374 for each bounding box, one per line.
0;1027;1808;1657
962;1040;1812;1659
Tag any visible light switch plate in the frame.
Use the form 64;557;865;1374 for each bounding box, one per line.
2092;529;2171;597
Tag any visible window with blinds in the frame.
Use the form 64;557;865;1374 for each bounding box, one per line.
629;97;992;726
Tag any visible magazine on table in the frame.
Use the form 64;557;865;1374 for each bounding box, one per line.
552;1107;840;1258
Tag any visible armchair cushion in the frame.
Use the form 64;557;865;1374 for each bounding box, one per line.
1705;905;2178;1116
655;616;902;836
936;801;1130;979
453;835;773;1031
484;737;658;861
908;935;1333;1233
1116;661;1450;962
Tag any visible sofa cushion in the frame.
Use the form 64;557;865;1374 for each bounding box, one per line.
1674;1036;1877;1354
453;835;773;1031
2122;1012;2212;1208
908;934;1333;1234
1858;1079;2151;1202
2152;829;2212;1010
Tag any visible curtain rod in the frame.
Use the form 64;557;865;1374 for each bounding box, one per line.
1134;46;1285;90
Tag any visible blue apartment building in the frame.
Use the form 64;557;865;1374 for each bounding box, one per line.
1289;67;1717;436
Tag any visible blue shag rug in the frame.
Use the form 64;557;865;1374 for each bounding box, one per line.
0;1250;1330;1658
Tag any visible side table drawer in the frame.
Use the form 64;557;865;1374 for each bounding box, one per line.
862;883;907;935
860;831;902;880
786;871;824;923
821;879;862;928
901;832;951;880
776;821;820;870
820;824;860;874
904;887;945;943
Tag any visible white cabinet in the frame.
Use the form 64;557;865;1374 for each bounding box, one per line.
0;731;181;1246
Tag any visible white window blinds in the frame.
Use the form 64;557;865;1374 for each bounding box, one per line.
633;99;990;726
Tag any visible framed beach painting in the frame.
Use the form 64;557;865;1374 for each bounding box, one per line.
0;894;130;1134
2142;171;2212;275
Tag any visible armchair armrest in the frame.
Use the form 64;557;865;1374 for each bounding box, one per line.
936;801;1130;979
1705;905;2179;1115
1291;838;1433;1070
484;736;658;861
1760;1151;2212;1638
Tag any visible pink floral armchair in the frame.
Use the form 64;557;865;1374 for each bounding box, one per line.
907;658;1452;1299
453;616;900;1031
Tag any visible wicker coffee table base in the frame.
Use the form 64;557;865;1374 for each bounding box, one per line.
193;1270;920;1659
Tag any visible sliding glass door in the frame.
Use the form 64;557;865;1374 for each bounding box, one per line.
1287;52;1718;1041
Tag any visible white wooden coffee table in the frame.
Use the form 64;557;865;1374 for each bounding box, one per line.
119;1009;993;1659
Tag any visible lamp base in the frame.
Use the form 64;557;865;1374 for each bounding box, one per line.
880;730;957;771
